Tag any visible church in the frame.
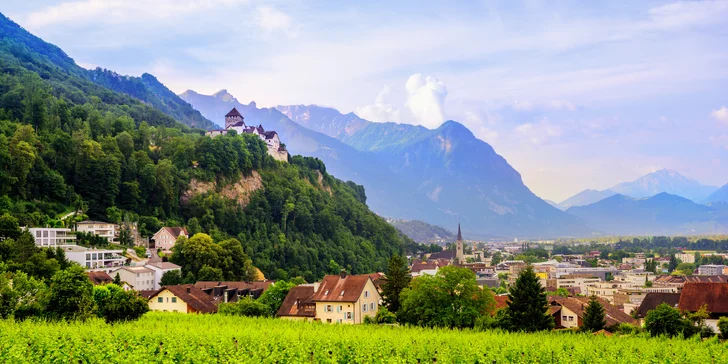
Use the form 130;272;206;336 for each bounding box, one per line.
205;107;289;162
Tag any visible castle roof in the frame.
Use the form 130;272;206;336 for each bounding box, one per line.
264;131;278;139
225;107;242;118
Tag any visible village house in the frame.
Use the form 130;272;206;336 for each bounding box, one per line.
309;271;380;324
144;285;218;314
678;282;728;331
76;220;117;243
111;266;156;291
277;285;317;321
205;107;289;162
27;227;76;247
87;271;113;285
62;245;125;272
151;227;188;252
633;292;681;324
193;281;273;302
548;296;636;329
146;262;182;290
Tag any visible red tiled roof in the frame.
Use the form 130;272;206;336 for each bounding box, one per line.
311;274;372;302
678;282;728;313
225;107;242;117
494;295;509;311
549;296;636;326
635;292;680;318
147;284;218;313
87;271;112;285
193;281;273;291
411;262;438;273
277;286;316;318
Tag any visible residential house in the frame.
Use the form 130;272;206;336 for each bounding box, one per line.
678;282;728;331
411;261;439;277
277;285;317;321
549;296;636;329
145;284;218;314
62;245;125;272
193;281;273;302
111;266;155;291
151;227;188;252
698;265;727;276
633;292;681;321
145;262;182;290
87;271;113;285
311;272;380;324
556;275;601;294
76;220;116;243
27;227;76;247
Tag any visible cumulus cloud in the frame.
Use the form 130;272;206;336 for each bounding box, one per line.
712;106;728;124
405;74;448;128
355;85;400;122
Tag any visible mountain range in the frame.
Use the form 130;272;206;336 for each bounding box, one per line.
705;183;728;204
567;193;728;236
385;219;456;243
557;169;719;209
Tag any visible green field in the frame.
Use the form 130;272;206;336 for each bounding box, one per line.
1;313;726;363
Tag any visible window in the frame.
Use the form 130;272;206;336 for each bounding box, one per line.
171;297;177;303
326;305;332;312
346;312;352;320
337;319;342;323
362;304;367;312
562;316;567;321
337;306;342;313
326;319;332;323
324;290;329;296
158;297;163;303
370;303;375;310
364;290;369;298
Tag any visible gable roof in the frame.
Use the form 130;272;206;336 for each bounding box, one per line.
311;274;373;302
156;227;188;239
263;130;278;139
678;282;728;313
549;296;636;326
146;262;181;270
429;250;456;260
87;271;112;285
147;284;218;313
634;292;680;318
277;285;316;318
225;107;242;117
411;261;438;273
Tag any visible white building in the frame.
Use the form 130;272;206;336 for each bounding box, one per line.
698;265;727;276
676;253;696;264
27;227;76;247
556;275;601;294
76;220;117;243
62;245;126;272
145;261;182;290
111;266;155;291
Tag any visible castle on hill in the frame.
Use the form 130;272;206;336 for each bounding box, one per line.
205;107;289;162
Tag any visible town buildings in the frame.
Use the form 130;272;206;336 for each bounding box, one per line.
27;227;76;247
76;220;116;243
698;264;727;276
111;266;156;291
146;262;182;290
62;245;125;272
288;272;381;324
151;227;188;252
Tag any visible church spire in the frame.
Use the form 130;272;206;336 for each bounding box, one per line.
457;222;462;241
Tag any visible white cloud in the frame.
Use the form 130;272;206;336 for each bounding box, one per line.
405;74;448;128
255;6;295;35
712;106;728;124
355;85;400;122
511;100;534;111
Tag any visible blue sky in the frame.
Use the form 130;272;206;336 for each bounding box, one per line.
4;0;728;201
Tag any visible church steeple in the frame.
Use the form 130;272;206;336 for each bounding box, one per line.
455;222;464;263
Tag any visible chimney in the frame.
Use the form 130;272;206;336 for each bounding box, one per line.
224;291;229;303
340;269;347;279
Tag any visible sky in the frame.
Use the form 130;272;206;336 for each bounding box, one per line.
4;0;728;202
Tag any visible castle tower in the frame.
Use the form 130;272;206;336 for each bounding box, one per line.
456;222;464;263
225;107;244;129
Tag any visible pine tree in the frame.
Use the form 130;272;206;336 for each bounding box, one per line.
113;273;121;285
381;255;411;313
581;295;606;332
503;266;554;332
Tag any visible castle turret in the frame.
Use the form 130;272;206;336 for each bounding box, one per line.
225;107;244;129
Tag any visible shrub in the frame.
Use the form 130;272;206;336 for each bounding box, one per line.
612;323;642;335
132;246;146;257
718;317;728;339
218;297;269;317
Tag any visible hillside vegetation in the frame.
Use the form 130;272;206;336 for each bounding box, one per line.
0;13;413;281
1;313;724;363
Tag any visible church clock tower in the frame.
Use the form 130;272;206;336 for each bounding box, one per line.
455;223;464;263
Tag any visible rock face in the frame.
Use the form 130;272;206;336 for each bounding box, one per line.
183;171;263;208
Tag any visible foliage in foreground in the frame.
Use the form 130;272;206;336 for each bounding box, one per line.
0;313;726;363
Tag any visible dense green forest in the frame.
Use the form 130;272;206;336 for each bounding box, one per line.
0;12;416;281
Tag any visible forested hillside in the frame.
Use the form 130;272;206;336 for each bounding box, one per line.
0;12;414;281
